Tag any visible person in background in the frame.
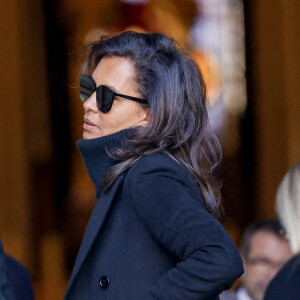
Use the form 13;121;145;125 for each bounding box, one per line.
220;219;291;300
0;239;34;300
264;160;300;300
0;239;16;300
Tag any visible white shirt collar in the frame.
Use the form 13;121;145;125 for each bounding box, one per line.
236;287;253;300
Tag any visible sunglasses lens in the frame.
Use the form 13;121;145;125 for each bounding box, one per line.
97;85;115;113
79;74;95;102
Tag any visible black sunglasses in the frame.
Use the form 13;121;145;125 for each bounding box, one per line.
79;74;148;113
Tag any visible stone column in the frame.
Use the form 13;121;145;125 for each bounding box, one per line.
0;0;52;271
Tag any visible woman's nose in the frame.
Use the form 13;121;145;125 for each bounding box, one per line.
83;92;98;112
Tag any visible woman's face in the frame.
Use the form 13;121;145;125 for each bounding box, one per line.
82;56;148;139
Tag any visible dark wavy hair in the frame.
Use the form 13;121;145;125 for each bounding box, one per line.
82;31;222;218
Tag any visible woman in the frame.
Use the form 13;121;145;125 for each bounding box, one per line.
64;31;243;300
264;160;300;300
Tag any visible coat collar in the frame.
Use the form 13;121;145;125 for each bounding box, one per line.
64;174;125;298
76;129;130;197
65;130;131;298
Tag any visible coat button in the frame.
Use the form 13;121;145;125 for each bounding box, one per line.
99;276;110;289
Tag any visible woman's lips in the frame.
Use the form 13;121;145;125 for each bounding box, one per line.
83;117;98;130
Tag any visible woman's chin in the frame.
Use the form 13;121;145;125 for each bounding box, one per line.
83;129;102;140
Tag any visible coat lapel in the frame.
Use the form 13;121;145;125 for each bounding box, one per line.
64;174;125;298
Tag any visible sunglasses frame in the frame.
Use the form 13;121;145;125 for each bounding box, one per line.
79;74;148;113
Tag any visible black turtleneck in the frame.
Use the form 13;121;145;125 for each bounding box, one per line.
77;129;130;198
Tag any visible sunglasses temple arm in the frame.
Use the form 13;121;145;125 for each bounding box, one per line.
114;92;148;104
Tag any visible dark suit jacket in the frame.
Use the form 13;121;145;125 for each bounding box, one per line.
264;253;300;300
0;240;34;300
64;153;243;299
0;240;16;300
5;256;34;300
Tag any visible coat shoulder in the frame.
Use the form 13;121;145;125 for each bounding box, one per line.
128;152;190;178
265;254;300;299
125;152;204;206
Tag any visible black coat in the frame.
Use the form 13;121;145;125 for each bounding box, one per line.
64;130;243;300
264;253;300;300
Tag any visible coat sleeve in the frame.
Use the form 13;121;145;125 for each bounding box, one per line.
127;154;243;300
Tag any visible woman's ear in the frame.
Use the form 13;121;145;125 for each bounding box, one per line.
137;107;149;127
